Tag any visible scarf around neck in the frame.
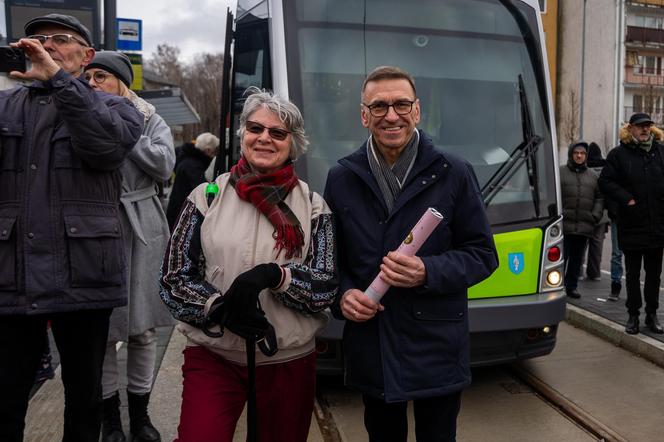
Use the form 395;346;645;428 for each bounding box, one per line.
229;156;304;259
630;134;654;152
367;130;419;213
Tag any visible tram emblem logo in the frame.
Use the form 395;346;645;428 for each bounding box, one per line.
508;252;524;275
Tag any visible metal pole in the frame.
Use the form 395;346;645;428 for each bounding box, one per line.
104;0;117;50
579;0;587;140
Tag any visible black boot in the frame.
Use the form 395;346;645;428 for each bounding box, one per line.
645;313;664;334
127;390;161;442
102;391;127;442
608;282;621;302
625;314;639;335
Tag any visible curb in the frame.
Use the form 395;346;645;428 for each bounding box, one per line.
565;304;664;368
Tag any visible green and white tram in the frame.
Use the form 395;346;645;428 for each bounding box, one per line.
217;0;566;370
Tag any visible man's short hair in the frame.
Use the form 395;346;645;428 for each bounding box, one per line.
362;66;417;97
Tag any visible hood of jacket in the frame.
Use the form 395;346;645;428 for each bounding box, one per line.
567;141;588;171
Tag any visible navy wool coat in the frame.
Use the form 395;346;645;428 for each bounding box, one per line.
324;130;498;402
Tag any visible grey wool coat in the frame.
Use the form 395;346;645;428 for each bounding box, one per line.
108;91;176;341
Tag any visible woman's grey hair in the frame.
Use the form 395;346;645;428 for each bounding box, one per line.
237;87;309;160
195;132;220;152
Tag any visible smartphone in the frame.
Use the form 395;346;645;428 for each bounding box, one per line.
0;46;27;73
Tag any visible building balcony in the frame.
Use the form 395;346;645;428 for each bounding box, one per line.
625;106;664;125
625;66;664;86
626;26;664;45
628;0;664;7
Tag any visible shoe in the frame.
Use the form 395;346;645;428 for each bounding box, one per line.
102;391;126;442
645;313;664;334
128;390;161;442
588;276;601;281
566;289;581;299
608;282;621;302
625;314;639;335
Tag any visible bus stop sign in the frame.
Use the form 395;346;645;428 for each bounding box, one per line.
116;18;141;51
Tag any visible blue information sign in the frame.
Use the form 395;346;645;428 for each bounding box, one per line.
117;18;142;51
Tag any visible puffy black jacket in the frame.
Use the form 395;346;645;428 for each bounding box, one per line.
599;128;664;250
560;144;603;237
0;70;144;315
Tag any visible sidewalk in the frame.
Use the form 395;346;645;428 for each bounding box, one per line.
24;328;324;442
566;274;664;369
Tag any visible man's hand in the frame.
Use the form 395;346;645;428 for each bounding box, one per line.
379;251;426;288
341;289;383;322
9;38;60;81
627;199;636;206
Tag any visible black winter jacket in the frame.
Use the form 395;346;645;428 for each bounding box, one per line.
0;70;144;315
560;145;603;238
324;131;498;402
166;143;211;229
599;129;664;250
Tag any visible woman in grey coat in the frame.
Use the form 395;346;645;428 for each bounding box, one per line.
85;52;175;442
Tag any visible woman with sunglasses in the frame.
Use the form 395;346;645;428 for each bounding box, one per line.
160;88;338;442
84;51;175;442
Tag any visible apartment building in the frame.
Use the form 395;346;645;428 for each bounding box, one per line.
624;0;664;125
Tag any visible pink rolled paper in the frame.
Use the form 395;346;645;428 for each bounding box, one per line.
364;207;444;303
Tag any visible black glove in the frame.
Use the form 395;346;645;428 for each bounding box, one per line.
225;308;270;341
232;263;283;294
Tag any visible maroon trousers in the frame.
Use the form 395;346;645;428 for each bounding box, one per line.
175;346;316;442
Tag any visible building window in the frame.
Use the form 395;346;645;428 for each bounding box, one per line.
636;55;660;75
634;95;643;112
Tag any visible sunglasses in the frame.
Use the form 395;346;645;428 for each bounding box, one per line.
84;70;113;84
27;34;88;47
245;121;291;141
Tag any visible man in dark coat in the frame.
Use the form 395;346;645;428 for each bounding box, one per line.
599;113;664;335
165;132;218;229
559;141;603;299
324;66;498;441
0;14;144;441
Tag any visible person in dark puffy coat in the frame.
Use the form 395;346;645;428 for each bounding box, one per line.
585;142;610;282
560;141;603;299
599;113;664;335
165;133;219;229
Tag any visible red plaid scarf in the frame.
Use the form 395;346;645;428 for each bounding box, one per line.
229;156;304;259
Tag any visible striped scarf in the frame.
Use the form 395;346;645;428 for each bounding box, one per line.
229;156;304;259
367;130;419;213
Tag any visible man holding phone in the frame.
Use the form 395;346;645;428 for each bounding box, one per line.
0;14;144;442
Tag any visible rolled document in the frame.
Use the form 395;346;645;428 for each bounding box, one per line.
364;207;444;303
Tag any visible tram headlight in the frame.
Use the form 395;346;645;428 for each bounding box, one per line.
546;270;562;286
549;225;560;238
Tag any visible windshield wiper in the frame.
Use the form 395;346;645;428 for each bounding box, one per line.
481;75;543;217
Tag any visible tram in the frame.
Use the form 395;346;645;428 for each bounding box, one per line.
217;0;566;371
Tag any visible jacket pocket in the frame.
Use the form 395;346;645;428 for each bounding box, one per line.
0;122;24;171
64;215;124;287
0;217;17;289
52;125;83;169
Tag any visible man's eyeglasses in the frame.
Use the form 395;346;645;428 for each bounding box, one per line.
362;100;415;117
27;34;88;47
245;121;291;141
84;71;112;84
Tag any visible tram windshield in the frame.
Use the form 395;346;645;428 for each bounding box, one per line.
233;0;557;224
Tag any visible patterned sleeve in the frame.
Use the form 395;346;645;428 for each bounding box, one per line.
273;212;338;314
159;199;218;326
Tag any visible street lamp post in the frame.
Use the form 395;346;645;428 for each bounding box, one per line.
579;0;587;140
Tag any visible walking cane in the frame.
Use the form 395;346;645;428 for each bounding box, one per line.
246;337;258;442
